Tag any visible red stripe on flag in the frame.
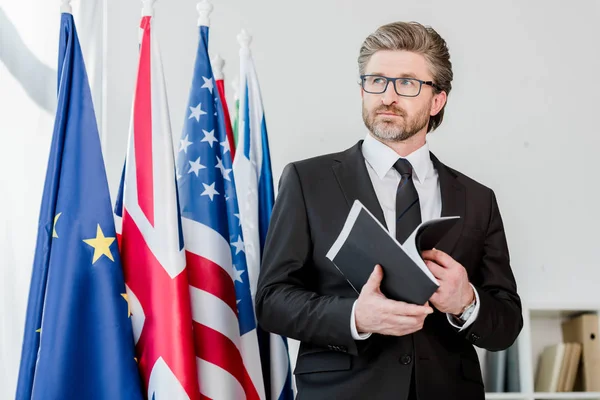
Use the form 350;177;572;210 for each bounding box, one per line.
134;16;155;226
193;322;260;400
121;208;200;399
186;251;238;315
216;79;236;160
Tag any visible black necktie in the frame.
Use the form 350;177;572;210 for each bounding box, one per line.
393;158;421;243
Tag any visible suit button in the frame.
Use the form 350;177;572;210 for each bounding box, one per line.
399;355;412;365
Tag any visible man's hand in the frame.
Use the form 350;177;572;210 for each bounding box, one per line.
355;265;433;336
421;248;475;315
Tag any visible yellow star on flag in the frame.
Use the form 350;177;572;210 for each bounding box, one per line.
121;293;132;317
83;224;115;264
36;328;41;333
52;212;62;238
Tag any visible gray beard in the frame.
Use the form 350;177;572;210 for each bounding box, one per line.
362;105;429;142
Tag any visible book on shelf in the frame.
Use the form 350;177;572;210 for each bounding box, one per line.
561;313;600;392
534;341;582;392
483;341;520;393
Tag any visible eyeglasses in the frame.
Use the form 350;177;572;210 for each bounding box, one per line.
360;75;440;97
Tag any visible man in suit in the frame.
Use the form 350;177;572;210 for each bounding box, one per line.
255;21;522;400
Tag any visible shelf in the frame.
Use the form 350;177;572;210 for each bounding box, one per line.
526;303;600;312
485;393;528;400
480;305;600;399
485;392;600;400
529;309;599;319
533;393;600;399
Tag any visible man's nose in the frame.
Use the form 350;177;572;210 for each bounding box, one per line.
381;81;399;106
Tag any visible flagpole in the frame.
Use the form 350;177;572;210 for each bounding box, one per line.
237;29;252;55
141;0;156;17
211;54;225;80
60;0;72;13
197;0;213;27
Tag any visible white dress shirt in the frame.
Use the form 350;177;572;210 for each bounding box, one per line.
350;133;480;339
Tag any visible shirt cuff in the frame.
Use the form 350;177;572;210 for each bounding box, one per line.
447;284;480;332
350;300;372;340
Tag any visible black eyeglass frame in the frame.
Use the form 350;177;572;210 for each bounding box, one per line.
360;74;441;97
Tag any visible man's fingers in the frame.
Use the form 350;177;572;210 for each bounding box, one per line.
425;260;446;280
362;264;383;293
429;290;442;304
422;248;455;269
386;300;433;316
393;315;424;327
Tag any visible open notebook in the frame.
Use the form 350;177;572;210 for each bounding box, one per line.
326;199;460;304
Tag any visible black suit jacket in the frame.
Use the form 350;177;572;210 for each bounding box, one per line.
255;140;523;400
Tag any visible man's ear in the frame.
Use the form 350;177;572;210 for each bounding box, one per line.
430;91;447;116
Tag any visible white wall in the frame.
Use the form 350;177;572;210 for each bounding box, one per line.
106;0;600;303
2;0;600;398
0;3;56;398
104;0;600;386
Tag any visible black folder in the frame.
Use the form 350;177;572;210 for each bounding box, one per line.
326;200;459;304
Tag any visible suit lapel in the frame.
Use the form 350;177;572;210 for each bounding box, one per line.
331;143;465;254
332;141;388;230
431;153;465;255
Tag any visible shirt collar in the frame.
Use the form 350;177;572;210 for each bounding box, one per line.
362;133;432;183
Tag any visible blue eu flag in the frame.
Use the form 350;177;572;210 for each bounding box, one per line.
16;12;143;400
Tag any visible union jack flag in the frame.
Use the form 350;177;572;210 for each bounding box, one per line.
174;20;265;400
115;13;200;399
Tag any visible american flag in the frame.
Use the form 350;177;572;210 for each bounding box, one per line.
115;13;200;399
175;21;265;400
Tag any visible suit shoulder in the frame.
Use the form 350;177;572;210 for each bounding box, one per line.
446;165;495;196
283;149;347;176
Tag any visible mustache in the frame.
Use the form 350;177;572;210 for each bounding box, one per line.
373;105;406;117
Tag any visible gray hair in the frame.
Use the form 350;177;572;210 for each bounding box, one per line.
358;21;453;132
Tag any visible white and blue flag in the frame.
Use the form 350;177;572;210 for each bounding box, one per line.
233;31;294;400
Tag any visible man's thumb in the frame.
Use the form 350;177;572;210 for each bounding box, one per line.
364;264;383;292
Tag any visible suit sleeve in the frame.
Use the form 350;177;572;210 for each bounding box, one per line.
255;163;359;355
460;190;523;351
